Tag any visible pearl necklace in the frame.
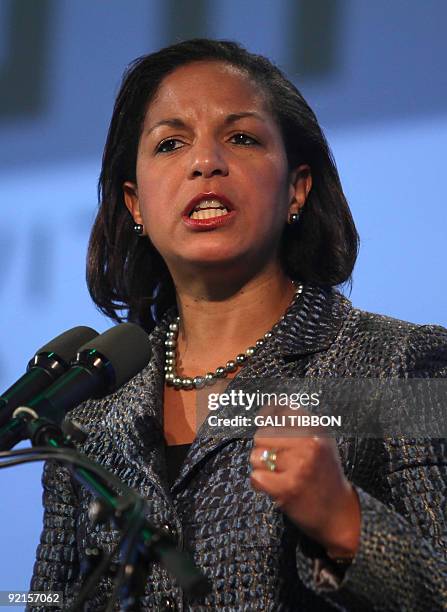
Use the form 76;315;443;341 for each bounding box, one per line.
164;282;304;390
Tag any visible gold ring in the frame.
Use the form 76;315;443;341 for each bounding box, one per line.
260;449;277;472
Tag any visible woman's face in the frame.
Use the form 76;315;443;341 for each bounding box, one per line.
124;60;311;277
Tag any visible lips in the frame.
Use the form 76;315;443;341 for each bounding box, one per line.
182;192;235;218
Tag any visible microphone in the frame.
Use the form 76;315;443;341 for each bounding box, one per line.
0;323;152;450
0;326;98;428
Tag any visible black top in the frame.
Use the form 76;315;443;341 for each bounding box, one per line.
165;443;191;487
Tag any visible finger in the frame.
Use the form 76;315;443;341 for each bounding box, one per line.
250;468;292;503
253;429;315;446
253;430;306;447
250;447;283;472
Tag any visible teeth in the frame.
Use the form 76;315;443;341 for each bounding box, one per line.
191;198;229;213
190;208;229;220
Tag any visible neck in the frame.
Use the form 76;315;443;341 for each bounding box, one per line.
170;268;297;376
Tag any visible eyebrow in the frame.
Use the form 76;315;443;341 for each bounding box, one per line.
145;111;265;136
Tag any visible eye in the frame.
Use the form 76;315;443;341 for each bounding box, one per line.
155;138;184;154
229;133;259;146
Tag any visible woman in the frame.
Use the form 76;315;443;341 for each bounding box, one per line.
30;39;446;610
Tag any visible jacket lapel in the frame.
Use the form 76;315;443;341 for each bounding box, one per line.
277;283;352;358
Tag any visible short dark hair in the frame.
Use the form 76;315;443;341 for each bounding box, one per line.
87;38;359;332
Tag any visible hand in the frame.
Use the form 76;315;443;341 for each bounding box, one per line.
249;406;361;558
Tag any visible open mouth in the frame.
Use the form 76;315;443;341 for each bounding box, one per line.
189;199;230;220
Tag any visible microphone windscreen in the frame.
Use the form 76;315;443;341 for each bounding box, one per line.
36;326;99;363
77;323;152;388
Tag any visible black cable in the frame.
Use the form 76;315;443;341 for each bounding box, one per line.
0;448;141;611
0;447;154;612
0;447;140;502
104;498;147;612
0;447;69;457
0;455;56;468
1;446;209;603
67;528;130;612
0;451;135;611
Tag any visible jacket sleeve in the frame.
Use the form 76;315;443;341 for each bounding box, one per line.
28;460;80;611
295;324;447;611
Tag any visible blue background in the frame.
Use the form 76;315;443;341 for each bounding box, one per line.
0;0;446;604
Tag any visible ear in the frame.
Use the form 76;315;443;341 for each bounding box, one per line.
123;181;144;225
288;164;312;216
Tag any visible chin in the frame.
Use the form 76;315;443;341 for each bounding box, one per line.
185;253;242;268
176;248;246;269
178;241;245;265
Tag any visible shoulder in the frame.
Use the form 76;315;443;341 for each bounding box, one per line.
66;364;150;427
348;304;447;351
342;303;447;376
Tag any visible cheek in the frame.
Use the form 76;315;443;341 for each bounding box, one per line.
136;176;171;223
253;165;290;218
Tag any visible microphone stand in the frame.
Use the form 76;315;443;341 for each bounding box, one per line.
9;412;209;611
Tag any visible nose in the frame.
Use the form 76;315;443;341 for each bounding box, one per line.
188;140;229;179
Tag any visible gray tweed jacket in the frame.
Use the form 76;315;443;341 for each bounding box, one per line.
29;284;447;611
